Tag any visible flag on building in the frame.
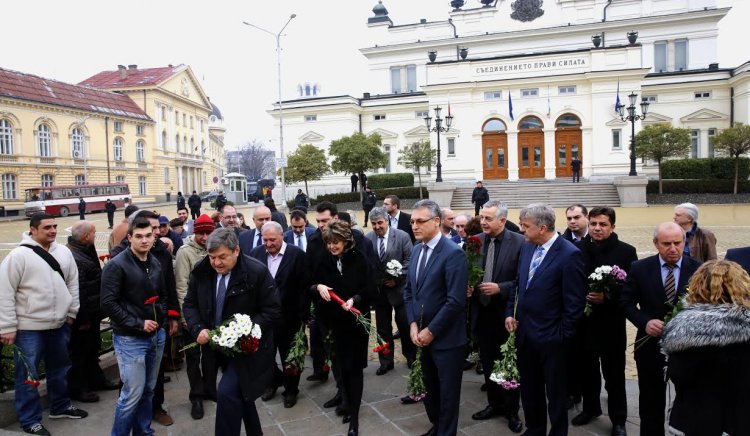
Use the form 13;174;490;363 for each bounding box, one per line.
614;79;621;113
508;92;514;120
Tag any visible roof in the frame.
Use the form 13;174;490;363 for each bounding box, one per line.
0;67;151;121
210;102;223;120
78;65;181;88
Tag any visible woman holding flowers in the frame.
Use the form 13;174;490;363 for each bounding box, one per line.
661;260;750;436
312;221;374;436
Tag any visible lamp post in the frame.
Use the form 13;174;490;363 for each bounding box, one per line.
243;13;296;205
616;92;649;176
77;116;91;184
423;106;453;183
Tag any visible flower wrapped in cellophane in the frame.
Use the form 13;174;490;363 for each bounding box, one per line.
180;313;261;357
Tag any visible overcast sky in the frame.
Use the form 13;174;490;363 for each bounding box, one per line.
1;0;746;154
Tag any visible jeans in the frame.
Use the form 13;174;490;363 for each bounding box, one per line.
111;329;165;436
14;325;73;429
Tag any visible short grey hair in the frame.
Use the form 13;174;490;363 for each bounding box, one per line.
519;203;555;231
369;207;388;223
206;228;239;252
482;200;508;219
675;202;699;223
413;199;442;221
261;221;283;235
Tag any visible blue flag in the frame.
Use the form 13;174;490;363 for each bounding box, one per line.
509;92;514;121
614;79;621;113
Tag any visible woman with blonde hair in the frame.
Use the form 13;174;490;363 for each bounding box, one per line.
661;260;750;436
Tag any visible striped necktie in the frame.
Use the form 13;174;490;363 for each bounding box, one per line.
378;236;385;261
664;263;676;303
527;245;545;286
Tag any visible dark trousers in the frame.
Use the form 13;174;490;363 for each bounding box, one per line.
308;319;327;376
268;322;302;395
351;182;357;192
572;170;580;183
476;311;520;414
363;208;373;226
374;297;415;366
474;203;481;216
340;367;363;426
567;326;585;403
216;361;262;436
79;211;85;220
581;344;627;425
190;208;200;220
518;339;569;436
422;345;464;436
181;327;217;402
153;364;165;411
107;213;115;228
68;317;107;395
635;338;667;436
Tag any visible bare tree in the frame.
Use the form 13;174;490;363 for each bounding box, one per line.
237;140;275;181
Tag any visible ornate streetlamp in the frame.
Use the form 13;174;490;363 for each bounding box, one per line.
616;92;649;176
423;106;453;183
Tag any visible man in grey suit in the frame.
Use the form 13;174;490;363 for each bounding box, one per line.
366;207;415;374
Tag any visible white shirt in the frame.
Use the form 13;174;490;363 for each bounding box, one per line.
215;272;231;295
294;232;307;252
535;232;559;266
267;242;287;278
389;211;400;229
416;232;442;281
377;228;390;253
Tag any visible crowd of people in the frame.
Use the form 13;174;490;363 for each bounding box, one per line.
0;186;749;436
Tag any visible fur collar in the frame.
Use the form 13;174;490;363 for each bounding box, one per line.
661;303;750;354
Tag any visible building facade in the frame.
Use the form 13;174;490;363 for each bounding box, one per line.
270;0;749;197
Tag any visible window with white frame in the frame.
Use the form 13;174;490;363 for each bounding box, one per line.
484;91;502;101
190;116;194;129
138;176;146;195
2;174;17;199
304;115;317;122
201;140;205;155
390;65;417;94
41;174;54;187
113;121;123;133
136;124;145;136
75;174;86;185
190;138;195;153
115;175;125;183
558;85;577;95
384;145;392;173
521;88;539;97
175;111;180;125
136;140;145;162
708;128;717;158
164;167;170;183
675;40;688;71
694;91;711;100
203;171;207;185
416;111;429;118
447;138;456;156
161;106;167;121
183;114;187;126
183;136;188;153
654;41;667;73
612;129;622;150
113;137;123;161
690;129;700;158
37;123;51;157
0;119;14;155
71;128;84;158
374;114;386;121
175;135;180;151
200;119;204;132
161;130;167;150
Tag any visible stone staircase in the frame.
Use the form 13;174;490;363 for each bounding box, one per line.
451;180;621;209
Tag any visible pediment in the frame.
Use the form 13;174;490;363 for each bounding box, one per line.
299;131;325;143
404;125;429;137
367;127;398;140
605;117;627;127
641;112;673;125
160;66;211;110
680;108;728;123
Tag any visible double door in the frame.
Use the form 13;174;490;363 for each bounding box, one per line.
518;131;545;179
482;133;508;180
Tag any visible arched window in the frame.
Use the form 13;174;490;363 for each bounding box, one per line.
2;174;17;199
113;137;123;161
555;114;581;128
0;119;14;155
37;123;52;157
71;128;84;158
136;140;145;162
482;119;507;132
519;116;544;130
41;174;54;187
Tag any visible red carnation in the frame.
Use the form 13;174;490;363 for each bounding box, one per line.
382;348;391;356
98;254;111;262
167;309;180;318
322;364;330;373
464;236;482;255
144;296;159;305
239;336;260;353
24;378;41;388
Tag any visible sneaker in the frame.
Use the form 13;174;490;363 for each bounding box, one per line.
153;408;174;426
23;423;51;435
49;405;88;419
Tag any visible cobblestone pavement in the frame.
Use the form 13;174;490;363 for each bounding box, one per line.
1;203;748;435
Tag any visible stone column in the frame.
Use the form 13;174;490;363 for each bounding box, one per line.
507;130;519;181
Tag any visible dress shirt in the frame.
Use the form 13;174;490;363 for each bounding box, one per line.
535;232;559;266
378;228;390;253
215;272;231;297
415;232;443;281
659;255;683;290
266;242;287;278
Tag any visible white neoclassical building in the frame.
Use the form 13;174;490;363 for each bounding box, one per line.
270;0;749;198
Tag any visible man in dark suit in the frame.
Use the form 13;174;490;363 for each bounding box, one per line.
726;246;750;273
365;207;414;374
283;209;315;252
249;221;308;408
383;195;415;243
621;222;701;436
469;201;524;433
403;200;468;436
183;228;281;436
238;206;272;254
505;203;586;436
562;204;588;243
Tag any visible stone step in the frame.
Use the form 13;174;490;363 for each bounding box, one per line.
451;181;621;208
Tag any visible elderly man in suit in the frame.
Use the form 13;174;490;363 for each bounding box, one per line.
383;195;415;243
365;207;414;374
403;200;468;436
283;209;315;252
621;222;700;436
469;200;524;433
726;246;750;273
505;203;585;436
249;221;308;408
238;206;272;253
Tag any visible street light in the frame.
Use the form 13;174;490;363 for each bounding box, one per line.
423;106;453;183
616;92;649;176
243;13;296;205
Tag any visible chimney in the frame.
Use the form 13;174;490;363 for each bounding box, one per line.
128;64;138;71
117;65;127;80
363;92;371;99
708;63;719;71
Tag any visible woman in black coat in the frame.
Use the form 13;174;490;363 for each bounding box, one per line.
661;260;750;436
312;221;374;436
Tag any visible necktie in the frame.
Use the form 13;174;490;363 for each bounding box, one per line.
378;236;385;261
480;238;495;306
527;245;545;286
256;232;262;247
417;244;429;285
664;263;676;303
215;274;227;326
297;235;303;249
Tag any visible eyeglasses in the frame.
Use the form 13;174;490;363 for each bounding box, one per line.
410;217;437;226
223;215;238;220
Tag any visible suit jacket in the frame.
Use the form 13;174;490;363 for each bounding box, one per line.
393;211;416;243
365;228;413;307
283;227;316;251
726;247;750;274
238;228;264;254
620;254;701;343
248;244;309;324
470;230;524;332
507;236;585;346
403;235;468;350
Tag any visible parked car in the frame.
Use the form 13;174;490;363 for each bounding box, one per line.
200;191;219;203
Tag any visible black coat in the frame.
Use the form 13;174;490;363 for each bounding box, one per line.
67;237;103;323
105;201;116;216
577;233;638;350
362;190;376;210
471;187;489;205
176;195;186;210
271;210;288;232
188;194;202;210
183;254;281;403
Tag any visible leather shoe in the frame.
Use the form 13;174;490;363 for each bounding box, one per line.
472;405;501;420
376;363;394;375
261;386;277;401
462;360;475;371
571;411;601;426
283;393;297;408
71;391;99;403
94;379;121;391
508;413;523;433
306;373;329;382
480;383;488;392
347;427;359;436
153;408;174;426
342;414;351;424
190;400;204;419
475;361;484;374
611;424;627;436
393;330;401;340
323;394;342;408
400;395;423;404
420;426;437;436
335;405;349;416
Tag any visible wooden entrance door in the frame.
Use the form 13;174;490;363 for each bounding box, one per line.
482;133;508;180
518;132;545;179
555;129;582;178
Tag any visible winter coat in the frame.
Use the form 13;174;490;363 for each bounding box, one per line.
174;235;208;312
661;303;750;436
188;194;202;210
66;236;103;323
686;225;717;263
176;195;186;210
362;191;376;210
271;210;288;232
471;187;489;205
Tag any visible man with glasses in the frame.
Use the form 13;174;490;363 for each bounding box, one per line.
218;205;244;237
238;206;272;254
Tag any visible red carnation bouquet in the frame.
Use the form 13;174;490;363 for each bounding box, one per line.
328;290;390;355
11;345;41;388
283;326;309;376
464;236;485;288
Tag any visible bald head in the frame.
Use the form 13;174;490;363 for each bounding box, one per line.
252;206;272;231
441;207;456;229
653;222;686;264
71;220;96;245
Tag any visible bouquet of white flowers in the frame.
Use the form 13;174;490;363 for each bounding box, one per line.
585;265;627;316
180;313;262;357
385;259;403;278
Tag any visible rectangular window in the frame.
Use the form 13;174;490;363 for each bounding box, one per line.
384;145;392;173
113;121;123;133
691;129;700;158
642;95;657;103
200;119;204;132
304;115;317;122
416;111;429;118
484;91;502;101
164;167;170;183
558;85;576;95
390;67;401;94
708;128;716;158
136;124;145;135
612;129;622;150
374;114;386;121
175;111;180;125
406;65;417;92
75;174;86;185
694;91;711;99
138;176;146;196
675;40;688;71
183;114;187;126
521;88;539;97
41;174;54;187
115;175;125;183
190;116;194;129
2;174;17;199
447;138;455;156
654;41;667;72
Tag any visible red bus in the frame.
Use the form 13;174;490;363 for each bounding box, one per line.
24;183;131;217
